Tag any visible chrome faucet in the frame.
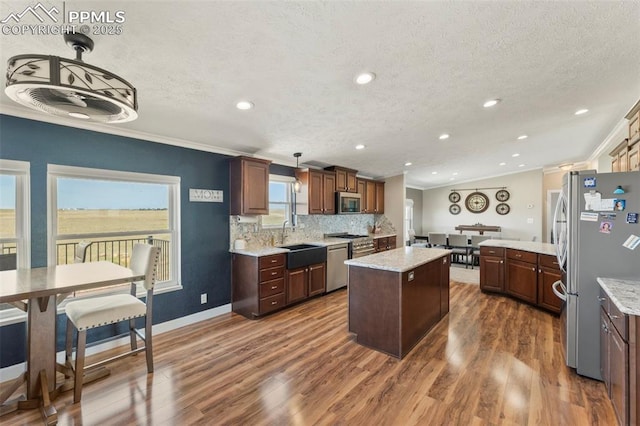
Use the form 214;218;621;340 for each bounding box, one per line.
282;220;289;244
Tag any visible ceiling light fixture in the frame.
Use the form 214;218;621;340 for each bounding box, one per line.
518;164;525;167
432;171;438;175
499;162;506;166
236;101;254;110
404;162;412;167
355;72;376;85
439;134;450;140
575;109;589;115
512;153;520;157
5;33;137;123
355;144;365;150
452;172;458;176
483;99;501;108
292;153;303;193
517;135;528;140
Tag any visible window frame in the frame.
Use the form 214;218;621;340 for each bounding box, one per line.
261;174;294;228
47;164;182;296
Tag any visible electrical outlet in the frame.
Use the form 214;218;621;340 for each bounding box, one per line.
200;293;207;304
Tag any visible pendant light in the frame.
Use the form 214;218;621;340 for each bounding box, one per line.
292;152;302;193
5;33;137;123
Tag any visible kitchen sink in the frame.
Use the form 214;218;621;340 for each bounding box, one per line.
280;244;327;269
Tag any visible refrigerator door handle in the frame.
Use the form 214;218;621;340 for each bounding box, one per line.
552;280;567;301
553;191;567;272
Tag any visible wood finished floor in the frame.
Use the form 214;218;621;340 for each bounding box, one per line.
3;282;616;425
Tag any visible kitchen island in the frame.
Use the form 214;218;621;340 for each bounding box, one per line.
345;246;451;359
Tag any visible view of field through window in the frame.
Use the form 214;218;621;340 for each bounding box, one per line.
262;180;290;226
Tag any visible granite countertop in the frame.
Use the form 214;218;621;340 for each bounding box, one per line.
230;237;350;256
371;233;397;239
344;246;451;273
597;278;640;316
478;239;556;256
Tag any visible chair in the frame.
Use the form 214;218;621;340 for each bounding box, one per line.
447;234;470;268
428;232;447;248
74;241;92;263
64;244;160;403
0;253;17;271
470;235;492;269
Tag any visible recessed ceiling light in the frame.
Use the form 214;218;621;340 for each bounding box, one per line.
431;171;438;175
355;72;376;85
236;101;254;110
517;135;528;140
512;153;520;157
452;172;458;176
449;177;455;181
355;144;365;150
68;112;90;119
439;134;450;140
499;162;506;166
404;162;412;166
483;99;501;108
518;164;525;167
575;109;589;115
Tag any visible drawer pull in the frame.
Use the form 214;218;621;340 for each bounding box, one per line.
611;314;620;319
271;259;277;263
598;297;606;302
532;267;536;271
500;260;503;264
271;285;278;289
516;254;522;258
271;272;277;276
489;250;495;254
271;301;278;305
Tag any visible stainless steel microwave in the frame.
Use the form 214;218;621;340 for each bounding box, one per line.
336;192;361;214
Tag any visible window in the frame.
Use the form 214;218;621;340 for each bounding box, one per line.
0;159;30;269
262;175;294;227
405;199;414;243
48;165;181;294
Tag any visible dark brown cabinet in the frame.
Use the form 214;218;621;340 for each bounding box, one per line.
375;181;385;214
479;246;505;292
480;247;562;314
356;178;366;212
325;166;357;193
600;287;630;426
505;249;537;305
537;255;563;313
440;255;450;316
232;253;285;318
297;169;336;214
374;235;396;253
361;179;385;214
229;156;271;215
286;262;326;303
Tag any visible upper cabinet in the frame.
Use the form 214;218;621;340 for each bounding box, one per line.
613;99;640;172
296;169;336;214
325;166;358;193
360;178;385;214
229;156;271;215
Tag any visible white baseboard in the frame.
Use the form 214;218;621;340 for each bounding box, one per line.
0;304;231;383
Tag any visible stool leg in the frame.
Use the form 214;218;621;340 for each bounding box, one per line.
73;330;87;403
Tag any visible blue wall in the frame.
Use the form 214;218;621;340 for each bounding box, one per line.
0;114;233;367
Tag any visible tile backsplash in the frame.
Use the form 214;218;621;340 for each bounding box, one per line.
230;214;396;250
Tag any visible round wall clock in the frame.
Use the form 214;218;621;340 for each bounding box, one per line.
449;191;461;203
449;204;461;215
496;189;510;202
496;203;510;215
465;191;489;213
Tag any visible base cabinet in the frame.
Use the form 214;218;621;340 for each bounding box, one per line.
233;253;326;319
600;287;630;426
480;248;562;314
374;236;397;253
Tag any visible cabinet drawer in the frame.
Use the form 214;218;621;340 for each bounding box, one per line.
259;278;284;298
538;254;560;269
259;254;285;269
609;299;628;342
480;246;504;257
507;249;537;263
259;266;284;283
259;293;286;314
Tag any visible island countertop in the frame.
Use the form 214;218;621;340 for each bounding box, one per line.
479;239;556;256
597;277;640;316
345;246;451;272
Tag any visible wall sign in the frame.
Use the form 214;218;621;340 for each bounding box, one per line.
189;188;223;203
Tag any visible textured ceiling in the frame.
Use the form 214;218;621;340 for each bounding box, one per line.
1;1;639;188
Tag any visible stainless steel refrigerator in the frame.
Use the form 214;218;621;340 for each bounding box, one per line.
552;170;640;380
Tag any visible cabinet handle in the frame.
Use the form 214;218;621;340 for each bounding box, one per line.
271;301;278;305
611;314;620;319
538;269;541;273
516;254;522;258
500;260;503;264
489;251;495;254
271;259;277;263
598;297;607;302
271;272;277;276
271;285;278;289
532;267;536;271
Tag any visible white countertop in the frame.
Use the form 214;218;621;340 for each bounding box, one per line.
479;239;556;256
229;237;350;257
597;278;640;316
344;246;451;273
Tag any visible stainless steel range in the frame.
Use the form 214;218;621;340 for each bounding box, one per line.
325;233;375;258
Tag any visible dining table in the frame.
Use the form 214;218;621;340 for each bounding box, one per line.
0;261;144;425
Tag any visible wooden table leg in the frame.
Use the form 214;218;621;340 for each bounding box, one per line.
39;370;57;425
27;296;56;399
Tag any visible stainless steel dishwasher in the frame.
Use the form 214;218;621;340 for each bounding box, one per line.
326;243;349;292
